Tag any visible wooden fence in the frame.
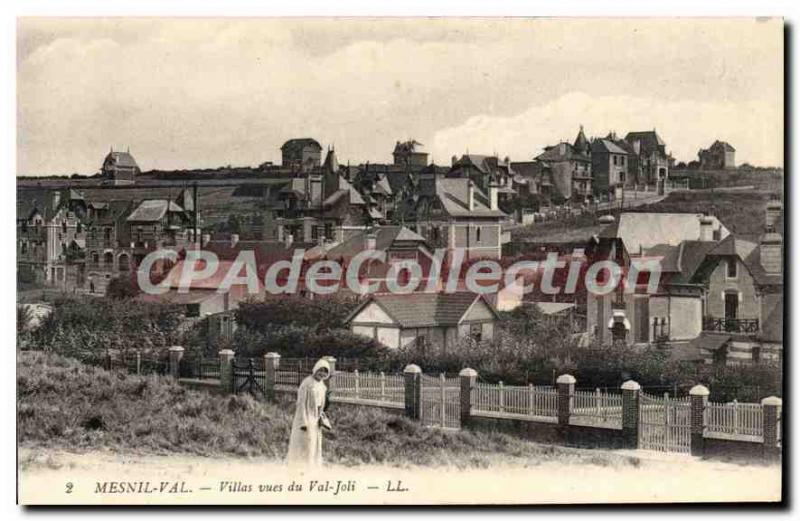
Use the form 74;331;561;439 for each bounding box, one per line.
329;370;405;407
705;400;763;438
471;382;558;420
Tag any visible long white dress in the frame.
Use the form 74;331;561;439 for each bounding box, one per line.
286;371;328;468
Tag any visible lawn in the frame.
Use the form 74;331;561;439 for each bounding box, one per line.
17;351;642;469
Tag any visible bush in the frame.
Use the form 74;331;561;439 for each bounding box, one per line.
28;296;183;359
235;295;360;334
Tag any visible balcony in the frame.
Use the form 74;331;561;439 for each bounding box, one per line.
703;317;760;334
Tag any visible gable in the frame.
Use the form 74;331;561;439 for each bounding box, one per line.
350;302;397;325
460;298;495;322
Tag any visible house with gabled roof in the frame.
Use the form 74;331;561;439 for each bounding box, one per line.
623;130;670;187
533;129;593;203
684;200;783;365
345;292;499;351
102;148;140;185
698;140;736;170
406;172;509;259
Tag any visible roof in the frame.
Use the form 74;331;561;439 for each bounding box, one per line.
104;151;138;169
536;143;591;162
393;140;424;154
281;138;322;152
699;234;783;286
126;199;184;222
760;295;784;342
346;292;498;328
600;213;729;253
668;343;704;363
687;332;731;352
624;131;666;150
533;302;576;315
592;139;629;155
666;240;720;284
435;178;507;218
709;140;736;152
325;226;427;259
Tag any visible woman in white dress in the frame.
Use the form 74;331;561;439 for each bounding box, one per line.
286;359;330;468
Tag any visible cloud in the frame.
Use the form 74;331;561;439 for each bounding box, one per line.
17;18;783;175
431;92;782;166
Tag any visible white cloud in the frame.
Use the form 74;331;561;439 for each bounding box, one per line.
431;92;782;166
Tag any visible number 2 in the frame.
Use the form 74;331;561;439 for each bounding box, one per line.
65;482;73;494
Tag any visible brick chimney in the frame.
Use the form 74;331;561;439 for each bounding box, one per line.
760;226;782;275
699;215;714;242
51;190;61;210
765;196;782;228
488;183;499;211
467;179;475;211
365;231;377;251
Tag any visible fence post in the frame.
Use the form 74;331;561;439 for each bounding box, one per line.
621;380;641;449
323;356;337;391
168;346;184;380
219;349;235;394
556;374;576;426
459;368;477;428
264;352;280;402
689;384;709;456
403;364;422;420
761;396;782;460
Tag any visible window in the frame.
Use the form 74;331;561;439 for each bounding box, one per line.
104;227;112;241
752;346;761;363
476;226;482;243
91;252;99;264
61;221;67;234
726;258;737;278
469;323;482;342
104;252;114;265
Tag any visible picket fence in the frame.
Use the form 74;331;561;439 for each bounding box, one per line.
330;370;405;407
705;400;763;438
471;382;558;419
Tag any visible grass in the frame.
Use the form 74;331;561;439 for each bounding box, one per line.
17;351;641;469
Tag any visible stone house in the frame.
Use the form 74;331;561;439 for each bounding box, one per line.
533;133;593;203
623;130;670;187
698;140;736;170
281;138;323;172
591;137;630;199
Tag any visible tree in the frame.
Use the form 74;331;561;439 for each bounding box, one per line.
106;276;140;300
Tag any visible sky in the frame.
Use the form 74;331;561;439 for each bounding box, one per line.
17;18;783;176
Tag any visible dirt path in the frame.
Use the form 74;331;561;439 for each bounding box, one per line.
18;447;781;505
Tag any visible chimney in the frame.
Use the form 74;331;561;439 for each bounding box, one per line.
230;233;239;248
467;180;475;211
52;190;61;210
699;215;714;242
488;183;499;211
451;155;458;167
760;227;782;274
765;196;782;228
285;233;294;248
559;143;567;155
365;231;377;251
201;233;211;247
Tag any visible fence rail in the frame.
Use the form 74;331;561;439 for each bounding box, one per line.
571;389;624;428
705;400;763;438
472;382;558;419
330;370;404;406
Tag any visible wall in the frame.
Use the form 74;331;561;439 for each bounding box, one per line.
668;296;703;341
706;257;760;319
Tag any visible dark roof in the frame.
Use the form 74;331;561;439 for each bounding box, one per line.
687;332;731;352
393;140;424;154
347;292;498;328
536;143;591;162
624;130;666;150
592;139;628;155
325;226;427;259
661;240;720;284
709;140;736;152
104;151;139;169
281;138;322;152
760;295;784;342
699;234;783;286
126;199;184;222
668;343;704;362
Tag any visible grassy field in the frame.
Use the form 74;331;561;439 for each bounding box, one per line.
17;351;642;469
511;188;782;242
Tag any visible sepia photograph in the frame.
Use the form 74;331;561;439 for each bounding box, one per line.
13;13;785;506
